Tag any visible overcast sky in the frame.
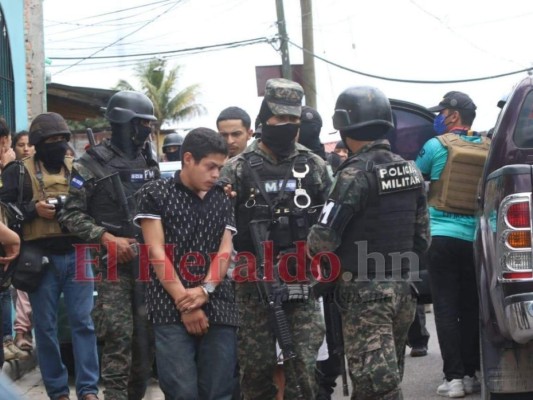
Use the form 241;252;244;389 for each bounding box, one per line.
43;0;533;141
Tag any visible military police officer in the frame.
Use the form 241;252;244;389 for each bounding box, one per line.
221;78;331;400
59;91;158;400
161;132;184;161
307;86;430;400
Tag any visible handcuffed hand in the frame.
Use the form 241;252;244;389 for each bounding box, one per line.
181;308;209;336
175;286;208;313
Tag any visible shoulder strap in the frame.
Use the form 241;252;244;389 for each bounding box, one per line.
78;152;110;181
436;133;455;148
243;154;273;210
16;161;25;205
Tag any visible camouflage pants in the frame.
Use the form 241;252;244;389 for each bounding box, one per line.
237;284;325;400
92;270;154;400
337;280;417;400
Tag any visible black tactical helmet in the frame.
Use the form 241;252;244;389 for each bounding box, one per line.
162;132;185;152
333;86;393;136
105;91;157;124
29;112;71;146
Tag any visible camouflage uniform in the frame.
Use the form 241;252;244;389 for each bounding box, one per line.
308;140;430;400
221;137;331;400
59;143;155;400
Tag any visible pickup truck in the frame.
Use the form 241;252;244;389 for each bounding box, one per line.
475;75;533;399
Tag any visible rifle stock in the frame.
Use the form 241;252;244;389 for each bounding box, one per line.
86;128;96;147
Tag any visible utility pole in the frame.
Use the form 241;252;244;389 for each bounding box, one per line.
300;0;317;108
276;0;292;80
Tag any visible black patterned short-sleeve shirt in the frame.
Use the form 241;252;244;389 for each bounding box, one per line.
135;173;238;327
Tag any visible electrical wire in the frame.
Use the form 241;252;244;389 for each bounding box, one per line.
54;0;183;75
45;0;174;26
48;37;272;60
288;39;532;84
47;38;274;74
45;2;173;37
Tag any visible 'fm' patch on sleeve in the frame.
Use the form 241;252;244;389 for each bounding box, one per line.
70;175;85;189
375;161;422;195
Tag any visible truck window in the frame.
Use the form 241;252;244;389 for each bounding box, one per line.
513;91;533;148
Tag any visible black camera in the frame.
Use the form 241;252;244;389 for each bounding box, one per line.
46;195;67;212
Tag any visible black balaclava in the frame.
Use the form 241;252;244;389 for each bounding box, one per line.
258;99;299;159
340;125;390;149
35;140;68;172
165;148;181;162
110;119;150;159
299;108;326;160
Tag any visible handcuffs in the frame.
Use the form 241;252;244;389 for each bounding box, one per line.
293;164;311;209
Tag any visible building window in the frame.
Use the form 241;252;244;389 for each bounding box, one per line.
0;6;15;131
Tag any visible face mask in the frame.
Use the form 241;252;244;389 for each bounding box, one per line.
132;121;152;146
433;113;448;135
36;141;68;171
166;150;181;162
261;123;299;159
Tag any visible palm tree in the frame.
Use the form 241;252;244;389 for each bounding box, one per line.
115;58;206;156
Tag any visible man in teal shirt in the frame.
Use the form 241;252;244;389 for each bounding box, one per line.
416;91;490;398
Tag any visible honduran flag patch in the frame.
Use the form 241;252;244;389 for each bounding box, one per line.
70;175;85;189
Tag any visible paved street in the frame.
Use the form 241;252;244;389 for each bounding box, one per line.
8;308;481;399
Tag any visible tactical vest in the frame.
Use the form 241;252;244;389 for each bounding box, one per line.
234;150;325;255
335;149;423;278
428;133;490;215
79;141;156;237
22;156;74;241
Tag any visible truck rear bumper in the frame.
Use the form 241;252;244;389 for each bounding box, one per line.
504;294;533;344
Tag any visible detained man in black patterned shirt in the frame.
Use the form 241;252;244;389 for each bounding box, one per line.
135;127;238;400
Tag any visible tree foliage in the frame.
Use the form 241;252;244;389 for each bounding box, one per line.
114;58;205;132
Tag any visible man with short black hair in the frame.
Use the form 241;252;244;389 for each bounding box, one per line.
416;91;487;397
216;106;253;158
136;127;238;400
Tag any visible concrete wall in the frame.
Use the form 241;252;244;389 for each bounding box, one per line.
24;0;45;122
0;0;27;131
0;0;45;131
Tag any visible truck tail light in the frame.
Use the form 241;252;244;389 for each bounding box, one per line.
502;271;533;280
507;202;530;228
498;194;533;281
507;231;531;248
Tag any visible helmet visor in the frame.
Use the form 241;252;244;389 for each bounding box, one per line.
332;109;352;130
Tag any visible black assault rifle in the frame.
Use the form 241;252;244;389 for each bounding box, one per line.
325;297;349;396
249;219;309;400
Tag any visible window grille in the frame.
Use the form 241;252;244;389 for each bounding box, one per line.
0;6;15;131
